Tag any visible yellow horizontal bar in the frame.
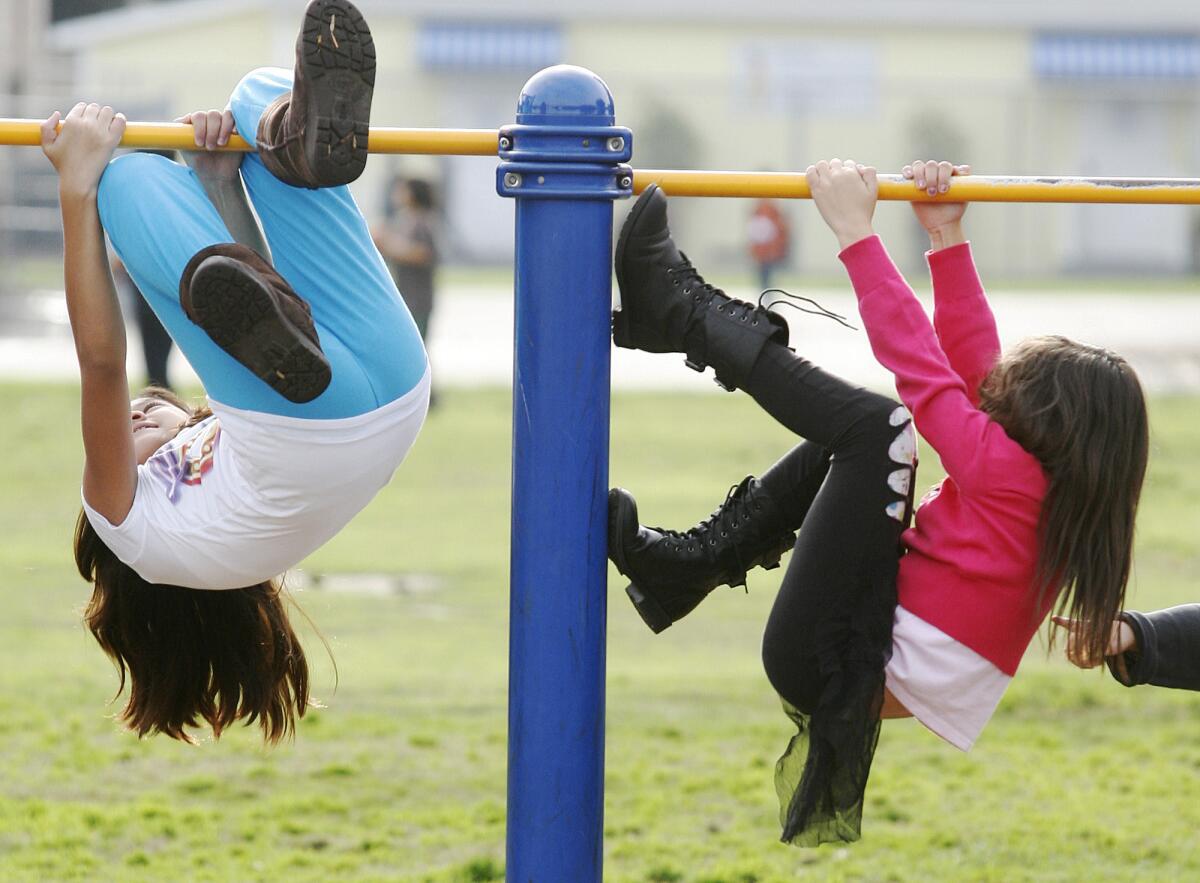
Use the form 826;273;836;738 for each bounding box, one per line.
6;117;1200;204
634;170;1200;205
0;118;498;156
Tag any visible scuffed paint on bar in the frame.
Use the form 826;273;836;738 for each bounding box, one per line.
633;170;1200;204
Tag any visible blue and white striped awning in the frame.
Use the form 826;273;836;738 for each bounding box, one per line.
418;22;563;73
1034;34;1200;81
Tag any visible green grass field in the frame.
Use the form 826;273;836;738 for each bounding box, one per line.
1;382;1198;882
7;253;1200;296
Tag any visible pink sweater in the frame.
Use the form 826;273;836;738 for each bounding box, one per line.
839;236;1050;676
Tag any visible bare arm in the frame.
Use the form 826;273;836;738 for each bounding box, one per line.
42;104;138;524
178;109;271;260
190;168;271;259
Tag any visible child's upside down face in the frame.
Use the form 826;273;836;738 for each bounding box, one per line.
129;396;188;464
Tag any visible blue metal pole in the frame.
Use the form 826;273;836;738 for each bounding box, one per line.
498;66;632;882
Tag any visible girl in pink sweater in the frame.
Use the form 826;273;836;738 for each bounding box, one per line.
608;160;1149;846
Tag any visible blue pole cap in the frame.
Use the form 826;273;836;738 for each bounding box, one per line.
516;65;615;128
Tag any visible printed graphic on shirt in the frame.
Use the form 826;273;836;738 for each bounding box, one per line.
146;420;221;503
181;422;220;484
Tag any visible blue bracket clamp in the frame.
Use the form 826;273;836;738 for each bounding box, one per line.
498;123;633;164
496;161;633;200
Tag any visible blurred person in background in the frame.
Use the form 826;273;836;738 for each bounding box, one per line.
747;196;791;291
373;175;439;404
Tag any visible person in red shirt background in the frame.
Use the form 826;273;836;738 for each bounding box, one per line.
748;197;792;291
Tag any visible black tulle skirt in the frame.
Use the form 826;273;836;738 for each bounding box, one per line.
773;550;900;846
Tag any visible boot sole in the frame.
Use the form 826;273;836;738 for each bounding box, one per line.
624;582;673;635
761;533;797;570
298;0;375;187
608;488;675;634
611;183;660;350
188;257;332;404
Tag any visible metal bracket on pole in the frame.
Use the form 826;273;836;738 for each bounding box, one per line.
497;161;633;200
498;124;633;164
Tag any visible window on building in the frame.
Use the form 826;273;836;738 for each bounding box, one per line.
1034;33;1200;81
417;22;562;73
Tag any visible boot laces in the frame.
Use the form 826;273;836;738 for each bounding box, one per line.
258;102;305;151
666;254;723;305
261;129;304;150
654;482;753;549
668;255;769;326
758;288;857;331
658;479;763;589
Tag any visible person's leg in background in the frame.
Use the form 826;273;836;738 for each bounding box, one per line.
133;289;174;389
758;259;772;292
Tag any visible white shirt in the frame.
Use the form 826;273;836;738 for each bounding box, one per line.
82;371;430;590
885;604;1011;751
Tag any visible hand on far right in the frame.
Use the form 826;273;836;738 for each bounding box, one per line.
903;160;970;250
1051;615;1137;670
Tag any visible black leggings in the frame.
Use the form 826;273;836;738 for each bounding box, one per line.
747;341;915;710
739;340;916;843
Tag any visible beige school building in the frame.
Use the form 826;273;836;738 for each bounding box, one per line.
35;0;1200;278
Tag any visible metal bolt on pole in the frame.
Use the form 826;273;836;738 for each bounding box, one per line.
497;64;632;882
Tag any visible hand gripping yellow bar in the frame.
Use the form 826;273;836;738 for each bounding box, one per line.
4;118;1199;204
0;118;498;156
632;169;1200;204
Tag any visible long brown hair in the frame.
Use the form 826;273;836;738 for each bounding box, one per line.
75;387;311;743
978;336;1148;664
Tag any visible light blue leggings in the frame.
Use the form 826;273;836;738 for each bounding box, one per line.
97;67;428;419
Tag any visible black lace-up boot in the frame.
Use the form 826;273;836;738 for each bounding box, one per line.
614;183;790;391
608;476;798;633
